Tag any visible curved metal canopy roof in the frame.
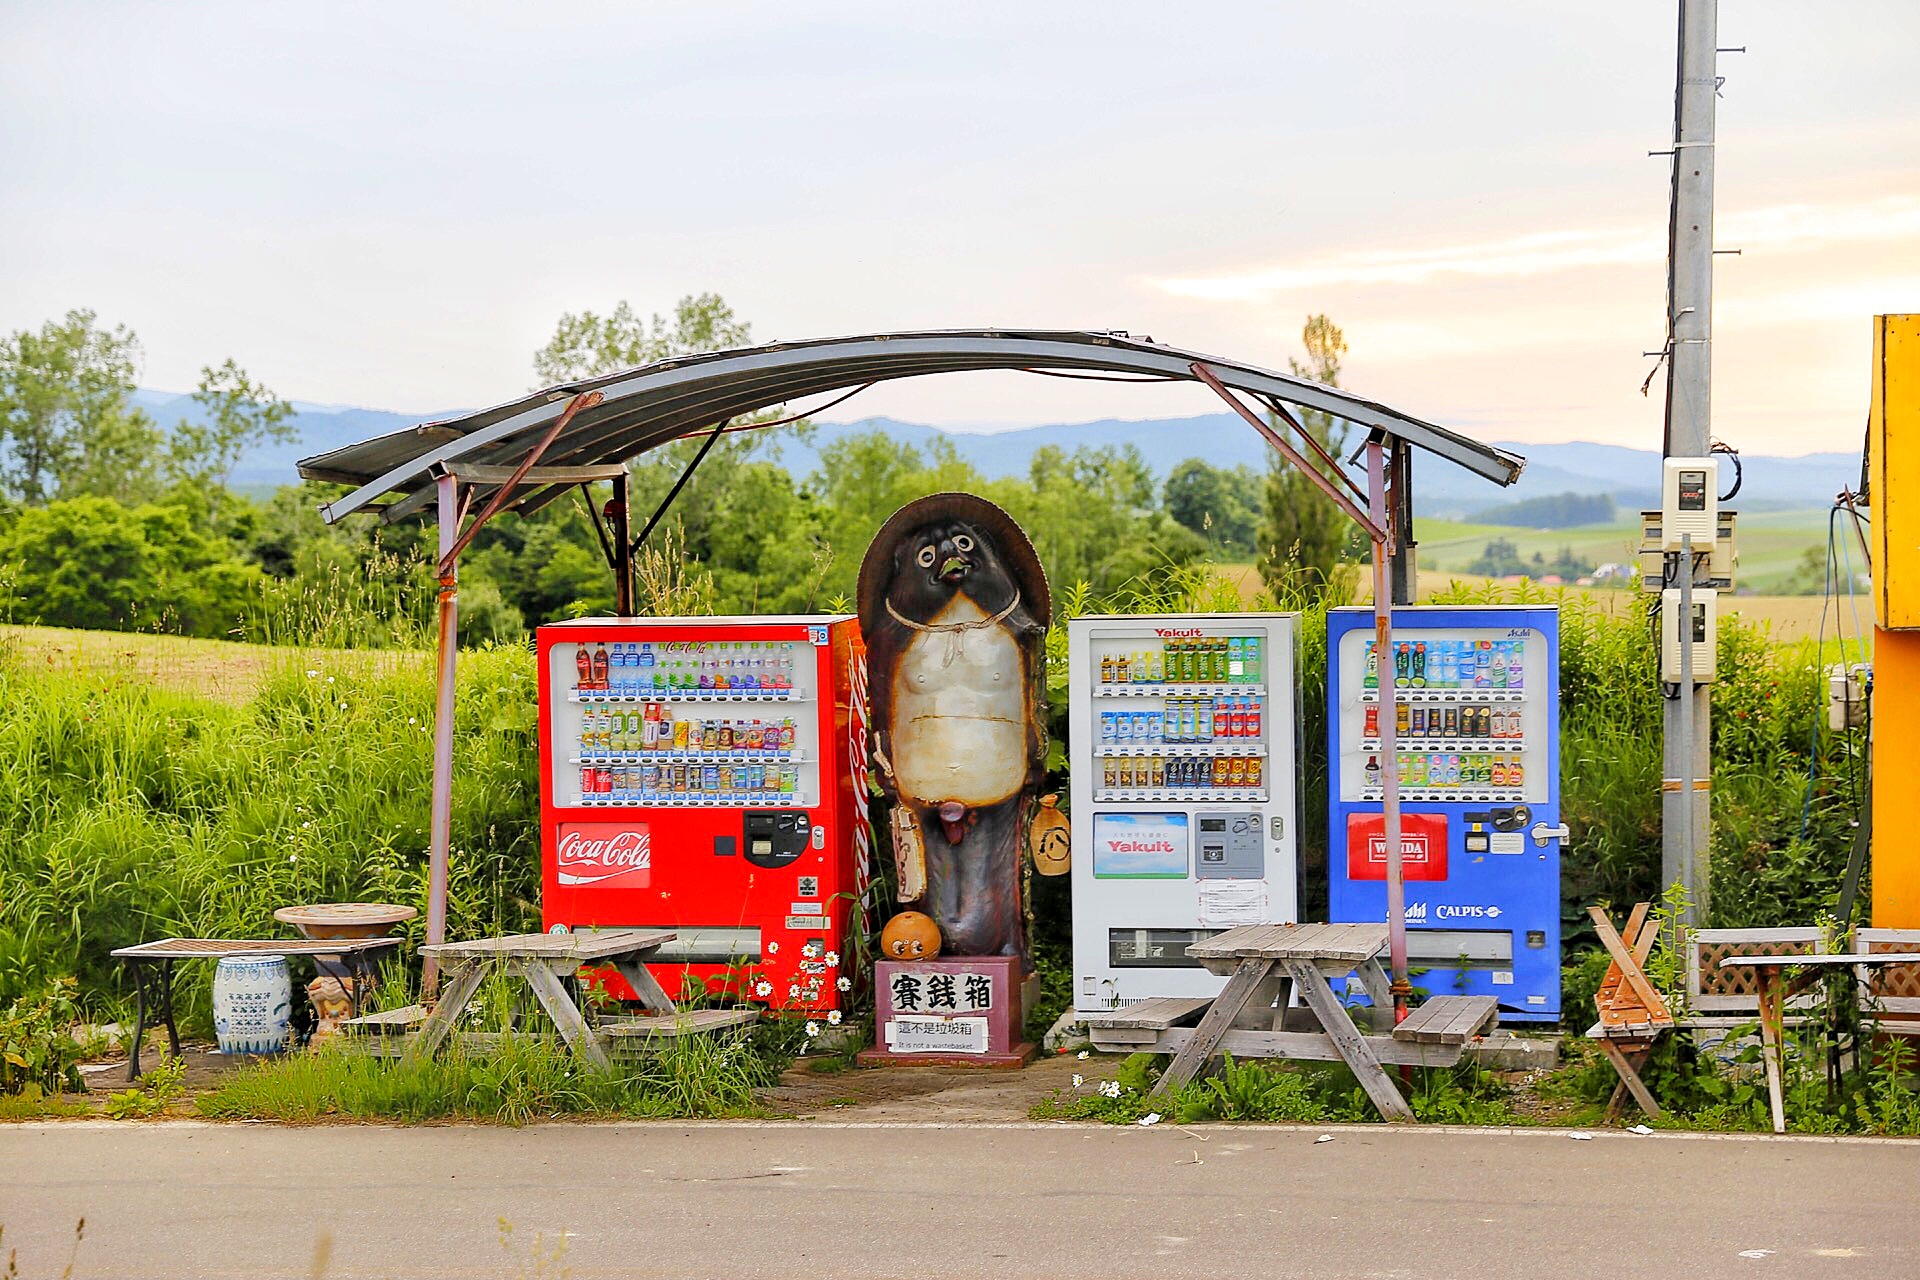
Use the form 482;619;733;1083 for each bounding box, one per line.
299;328;1525;524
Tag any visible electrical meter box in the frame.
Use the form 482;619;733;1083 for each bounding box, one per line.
1660;588;1718;682
1067;613;1300;1013
1661;458;1719;550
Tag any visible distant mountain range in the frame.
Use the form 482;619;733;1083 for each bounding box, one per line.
134;389;1857;522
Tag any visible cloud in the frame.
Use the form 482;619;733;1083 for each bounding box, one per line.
1154;194;1920;300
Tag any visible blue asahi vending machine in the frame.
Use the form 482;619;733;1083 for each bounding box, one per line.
1326;605;1563;1022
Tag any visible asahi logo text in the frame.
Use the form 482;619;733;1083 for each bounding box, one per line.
555;823;652;886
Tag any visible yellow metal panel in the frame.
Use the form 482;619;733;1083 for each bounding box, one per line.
1873;316;1920;926
1874;626;1920;928
1872;314;1920;627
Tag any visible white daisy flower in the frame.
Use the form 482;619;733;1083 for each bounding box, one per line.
787;984;800;998
1098;1080;1122;1099
826;1010;842;1026
805;1021;820;1037
1076;1050;1090;1060
765;941;779;955
836;977;852;991
1072;1074;1084;1088
824;951;839;967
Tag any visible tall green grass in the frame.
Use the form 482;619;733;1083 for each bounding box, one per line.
0;642;542;1022
194;1029;789;1124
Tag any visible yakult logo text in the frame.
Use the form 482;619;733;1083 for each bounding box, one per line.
555;823;652;887
1152;627;1204;638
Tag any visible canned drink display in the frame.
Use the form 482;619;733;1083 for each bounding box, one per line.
1149;757;1165;788
1228;756;1247;787
1103;758;1118;789
1247;756;1263;787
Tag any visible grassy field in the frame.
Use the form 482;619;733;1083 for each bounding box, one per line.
0;624;420;706
1211;566;1858;642
1410;506;1835;592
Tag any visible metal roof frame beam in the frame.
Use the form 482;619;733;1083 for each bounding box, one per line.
308;332;1524;524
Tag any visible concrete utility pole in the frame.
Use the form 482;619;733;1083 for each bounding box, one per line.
1661;0;1718;922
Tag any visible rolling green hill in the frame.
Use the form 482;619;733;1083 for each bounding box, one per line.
1411;506;1834;591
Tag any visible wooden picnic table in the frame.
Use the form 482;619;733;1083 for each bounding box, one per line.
402;928;755;1068
110;936;406;1079
1720;951;1920;1133
1086;922;1499;1122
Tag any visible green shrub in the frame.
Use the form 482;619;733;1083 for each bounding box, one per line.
0;978;86;1096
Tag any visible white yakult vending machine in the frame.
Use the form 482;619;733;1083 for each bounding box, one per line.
1068;613;1299;1013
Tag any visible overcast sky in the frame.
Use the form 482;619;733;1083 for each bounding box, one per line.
3;1;1916;454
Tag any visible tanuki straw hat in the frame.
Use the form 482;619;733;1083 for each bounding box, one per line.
856;491;1051;637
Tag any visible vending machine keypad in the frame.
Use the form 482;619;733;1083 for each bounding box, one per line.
1194;811;1265;879
743;809;810;869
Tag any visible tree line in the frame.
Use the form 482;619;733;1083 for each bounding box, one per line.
0;299;1362;643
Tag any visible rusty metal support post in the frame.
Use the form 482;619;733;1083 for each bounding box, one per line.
423;473;460;999
1368;440;1409;1020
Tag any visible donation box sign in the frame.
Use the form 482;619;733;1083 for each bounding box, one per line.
864;956;1027;1066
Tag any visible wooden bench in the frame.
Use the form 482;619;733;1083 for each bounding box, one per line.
600;1009;761;1042
340;1005;429;1036
1392;995;1499;1046
1084;997;1214;1049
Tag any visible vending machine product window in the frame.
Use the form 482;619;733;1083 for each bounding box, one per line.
537;615;870;1014
1325;605;1562;1021
1068;613;1300;1012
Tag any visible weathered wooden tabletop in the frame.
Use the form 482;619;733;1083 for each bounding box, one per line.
111;937;405;959
418;928;675;963
1185;922;1390;964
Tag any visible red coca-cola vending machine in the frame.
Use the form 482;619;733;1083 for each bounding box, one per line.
537;615;870;1013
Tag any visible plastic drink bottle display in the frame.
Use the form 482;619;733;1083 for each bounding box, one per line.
1363;642;1378;690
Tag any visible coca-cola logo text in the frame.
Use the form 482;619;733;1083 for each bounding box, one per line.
555;823;652;887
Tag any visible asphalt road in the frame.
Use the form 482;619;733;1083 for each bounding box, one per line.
3;1120;1914;1279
